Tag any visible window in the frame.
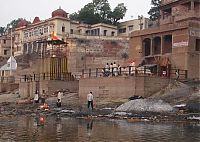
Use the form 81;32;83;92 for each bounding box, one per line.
44;27;48;33
3;39;6;44
39;28;43;35
111;31;115;36
118;28;126;33
62;26;65;32
4;50;8;55
128;25;133;31
24;32;28;38
29;32;32;37
196;39;200;51
34;28;39;36
103;30;107;36
70;29;73;34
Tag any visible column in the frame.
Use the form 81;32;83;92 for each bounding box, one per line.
161;35;163;55
150;38;153;56
191;1;194;11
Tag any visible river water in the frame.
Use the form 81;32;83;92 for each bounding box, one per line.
0;115;200;142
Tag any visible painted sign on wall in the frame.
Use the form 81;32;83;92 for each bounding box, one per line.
173;41;188;48
190;28;200;37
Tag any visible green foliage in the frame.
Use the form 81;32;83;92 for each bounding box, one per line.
6;18;30;31
0;27;5;34
93;0;111;20
69;0;127;25
78;3;101;24
109;3;127;25
0;18;30;34
148;0;161;21
69;12;79;21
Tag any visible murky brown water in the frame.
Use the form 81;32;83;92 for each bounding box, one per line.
0;115;200;142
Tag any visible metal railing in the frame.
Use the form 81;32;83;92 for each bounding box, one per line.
80;66;188;80
0;67;188;83
0;72;75;83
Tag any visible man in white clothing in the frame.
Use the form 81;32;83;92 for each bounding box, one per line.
57;91;63;107
34;90;39;103
87;92;94;110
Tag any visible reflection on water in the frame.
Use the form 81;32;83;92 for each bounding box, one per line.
0;115;200;142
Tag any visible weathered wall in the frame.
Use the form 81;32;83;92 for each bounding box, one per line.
67;38;129;73
144;77;170;97
79;76;170;104
0;83;19;93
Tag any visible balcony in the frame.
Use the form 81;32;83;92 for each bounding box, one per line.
174;10;200;22
161;0;179;5
160;16;173;25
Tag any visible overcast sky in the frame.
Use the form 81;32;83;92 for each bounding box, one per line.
0;0;151;27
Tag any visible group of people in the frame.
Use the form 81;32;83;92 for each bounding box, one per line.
34;90;46;104
34;90;63;108
103;62;120;77
34;89;94;110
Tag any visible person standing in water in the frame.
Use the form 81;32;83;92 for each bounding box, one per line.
34;90;39;103
87;92;94;110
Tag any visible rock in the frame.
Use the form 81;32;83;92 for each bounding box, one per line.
186;100;200;113
116;99;175;113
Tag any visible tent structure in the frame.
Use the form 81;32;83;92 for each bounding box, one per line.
0;56;17;71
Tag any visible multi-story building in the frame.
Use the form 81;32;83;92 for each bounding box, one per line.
118;16;150;37
129;0;200;80
13;7;118;57
0;34;11;57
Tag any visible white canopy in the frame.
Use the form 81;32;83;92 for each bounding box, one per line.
0;56;17;71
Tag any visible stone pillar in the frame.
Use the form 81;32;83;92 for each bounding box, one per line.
151;38;153;56
161;35;163;54
26;43;29;54
31;42;34;53
191;1;194;10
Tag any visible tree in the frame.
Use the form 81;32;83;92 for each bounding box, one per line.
109;3;127;25
69;0;127;25
0;27;5;34
6;18;30;32
93;0;111;21
148;0;161;21
78;3;101;24
69;12;79;21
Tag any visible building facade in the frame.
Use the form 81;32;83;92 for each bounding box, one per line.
118;16;150;37
129;0;200;80
13;8;119;57
0;34;11;57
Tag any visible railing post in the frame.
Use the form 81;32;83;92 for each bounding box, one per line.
82;69;84;78
89;68;91;78
119;67;121;75
43;73;45;80
128;66;131;76
96;68;98;77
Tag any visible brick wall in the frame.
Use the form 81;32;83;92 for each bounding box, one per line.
79;76;170;104
0;83;19;93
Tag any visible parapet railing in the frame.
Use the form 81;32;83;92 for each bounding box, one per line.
80;66;188;80
0;72;75;83
0;67;188;83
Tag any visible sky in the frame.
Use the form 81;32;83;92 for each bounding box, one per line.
0;0;152;27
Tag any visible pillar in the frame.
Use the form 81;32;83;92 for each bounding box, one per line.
191;1;194;10
150;38;153;56
161;35;163;54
